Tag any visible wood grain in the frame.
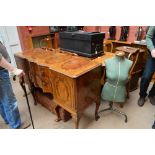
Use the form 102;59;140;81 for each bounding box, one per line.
15;48;113;128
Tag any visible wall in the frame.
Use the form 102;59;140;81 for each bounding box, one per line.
85;26;147;42
0;26;22;67
17;26;148;50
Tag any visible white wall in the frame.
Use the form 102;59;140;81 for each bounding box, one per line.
0;26;22;67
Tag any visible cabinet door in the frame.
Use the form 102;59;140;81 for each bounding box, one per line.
50;70;76;112
40;66;53;93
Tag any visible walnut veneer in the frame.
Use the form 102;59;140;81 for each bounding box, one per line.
15;49;114;128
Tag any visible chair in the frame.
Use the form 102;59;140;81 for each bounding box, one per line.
126;48;140;98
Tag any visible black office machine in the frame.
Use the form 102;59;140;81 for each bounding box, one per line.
59;31;105;58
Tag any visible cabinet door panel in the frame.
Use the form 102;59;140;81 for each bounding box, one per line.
40;66;53;93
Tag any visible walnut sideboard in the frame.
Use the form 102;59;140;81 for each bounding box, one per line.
15;48;114;128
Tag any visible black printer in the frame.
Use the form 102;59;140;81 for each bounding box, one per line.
59;31;105;58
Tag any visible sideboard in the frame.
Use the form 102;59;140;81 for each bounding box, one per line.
15;48;114;128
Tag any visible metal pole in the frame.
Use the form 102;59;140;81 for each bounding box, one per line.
13;76;35;129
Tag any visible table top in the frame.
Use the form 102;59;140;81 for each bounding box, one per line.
15;48;114;78
115;46;145;53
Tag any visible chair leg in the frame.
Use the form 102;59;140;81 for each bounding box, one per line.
99;102;128;123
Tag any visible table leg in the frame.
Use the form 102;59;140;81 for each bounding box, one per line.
95;97;100;121
72;114;81;129
30;87;38;105
55;106;62;122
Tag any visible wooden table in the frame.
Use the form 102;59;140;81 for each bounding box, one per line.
15;48;114;128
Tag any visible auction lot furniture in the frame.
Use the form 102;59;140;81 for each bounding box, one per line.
103;40;150;90
115;46;141;91
15;48;114;128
